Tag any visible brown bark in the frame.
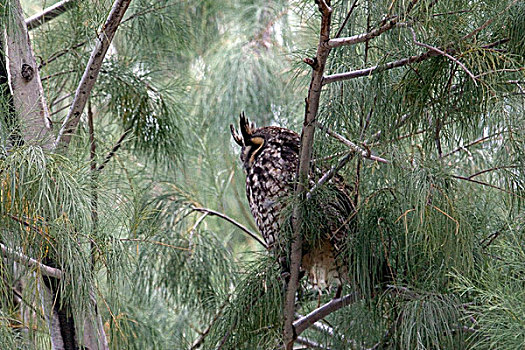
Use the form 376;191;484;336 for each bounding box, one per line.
283;1;333;349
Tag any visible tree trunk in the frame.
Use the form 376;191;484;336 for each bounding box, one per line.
2;1;109;349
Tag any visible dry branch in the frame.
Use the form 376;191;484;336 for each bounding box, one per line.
54;0;133;150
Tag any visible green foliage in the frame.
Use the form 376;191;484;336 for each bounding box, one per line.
453;216;525;350
0;0;523;348
205;257;283;349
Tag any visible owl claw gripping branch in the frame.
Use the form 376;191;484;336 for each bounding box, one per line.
231;112;354;291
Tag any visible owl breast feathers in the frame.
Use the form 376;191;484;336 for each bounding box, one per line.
231;113;354;289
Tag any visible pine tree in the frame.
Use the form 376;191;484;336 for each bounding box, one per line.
0;0;523;349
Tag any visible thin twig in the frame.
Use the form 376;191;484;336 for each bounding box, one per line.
409;28;477;85
307;152;354;200
441;132;499;158
119;238;191;251
41;69;77;82
461;0;520;41
468;165;519;179
315;122;389;163
190;297;230;350
54;0;133;150
191;207;267;249
1;243;63;279
451;175;523;198
334;0;359;39
96;127;133;172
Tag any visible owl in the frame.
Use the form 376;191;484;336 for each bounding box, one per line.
231;113;354;289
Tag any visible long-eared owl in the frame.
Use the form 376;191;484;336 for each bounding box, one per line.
231;113;354;289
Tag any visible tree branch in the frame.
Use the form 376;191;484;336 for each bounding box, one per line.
25;0;78;31
461;0;520;41
96;127;133;172
451;175;523;198
284;1;333;348
307;151;354;200
333;0;359;39
293;293;359;337
322;50;437;85
315;122;389;163
328;17;401;48
296;336;331;349
409;28;477;85
190;298;230;350
191;207;267;249
1;243;63;279
54;0;133;150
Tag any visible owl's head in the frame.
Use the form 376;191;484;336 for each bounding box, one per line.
230;112;266;169
231;112;300;172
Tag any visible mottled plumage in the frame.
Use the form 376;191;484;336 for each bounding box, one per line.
231;113;354;289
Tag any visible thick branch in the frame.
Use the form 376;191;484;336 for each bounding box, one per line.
191;207;267;249
25;0;78;31
54;0;133;150
284;1;333;348
1;243;63;279
293;293;359;336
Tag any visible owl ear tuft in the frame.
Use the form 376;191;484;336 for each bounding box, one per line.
230;124;243;146
239;111;256;144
